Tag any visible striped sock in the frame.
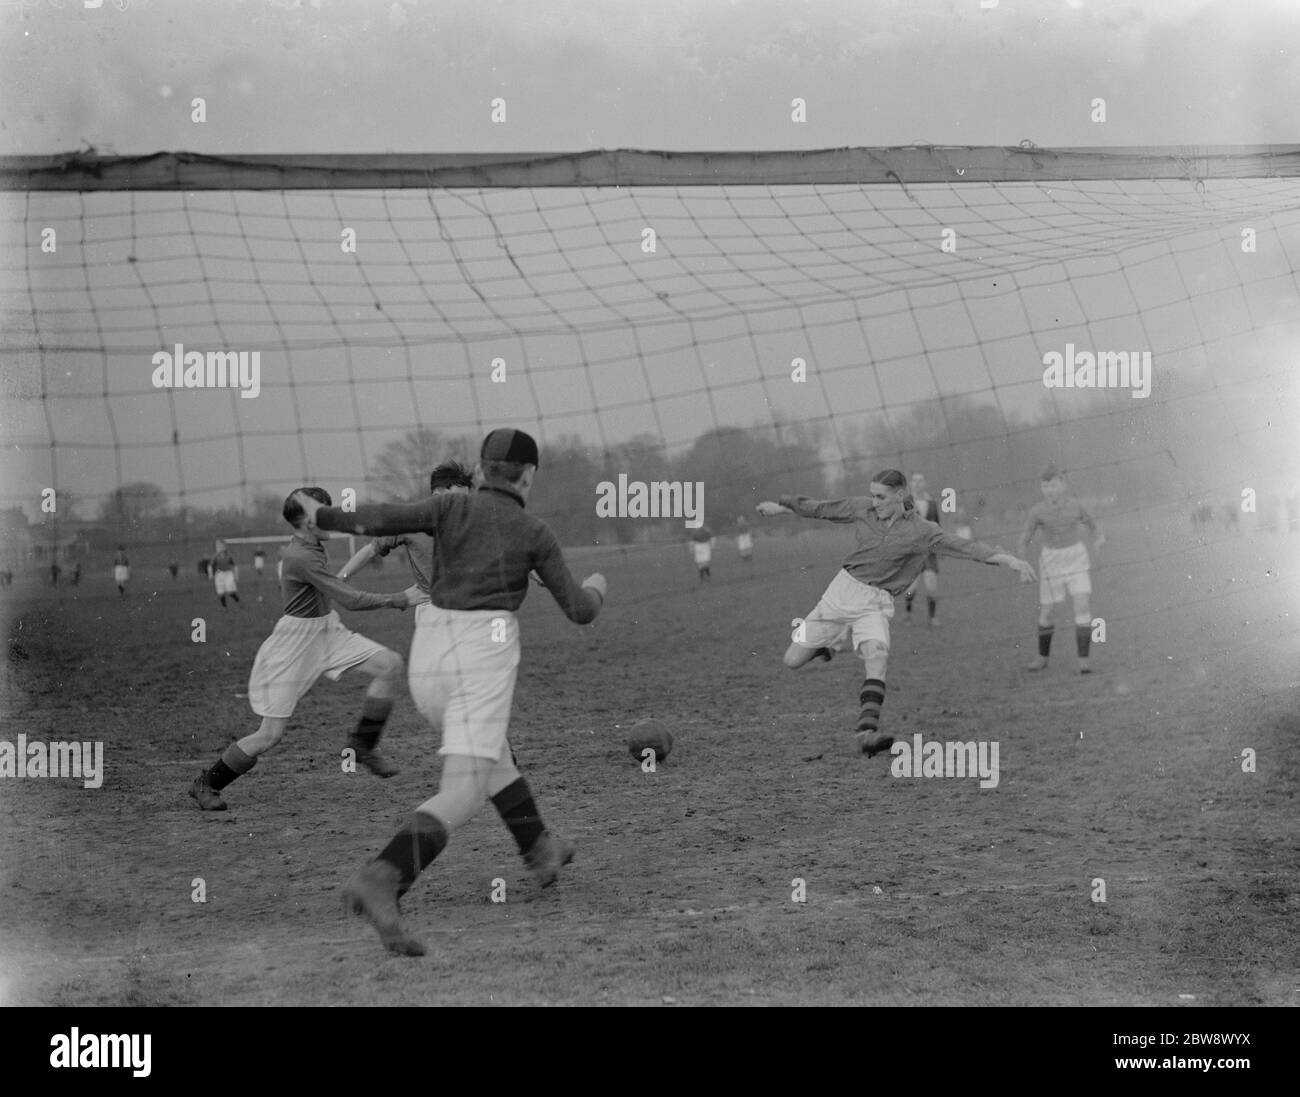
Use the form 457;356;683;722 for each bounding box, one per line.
1037;624;1053;658
857;678;887;735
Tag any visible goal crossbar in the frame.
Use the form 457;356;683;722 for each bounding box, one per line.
3;144;1299;191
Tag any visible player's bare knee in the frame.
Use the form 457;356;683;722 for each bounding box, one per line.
783;646;808;669
860;640;888;674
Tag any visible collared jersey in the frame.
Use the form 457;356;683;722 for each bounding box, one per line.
279;535;405;619
211;550;236;573
778;493;1000;595
316;485;600;624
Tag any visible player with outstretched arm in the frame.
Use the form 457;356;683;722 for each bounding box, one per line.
756;469;1036;757
337;460;474;601
187;488;416;811
292;428;607;957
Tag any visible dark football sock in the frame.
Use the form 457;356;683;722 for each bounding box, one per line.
377;811;447;897
1076;624;1091;658
857;678;887;734
927;597;937;620
206;743;257;791
351;696;394;751
491;777;546;855
230;592;239;603
904;592;914;613
1037;624;1053;657
218;595;227;608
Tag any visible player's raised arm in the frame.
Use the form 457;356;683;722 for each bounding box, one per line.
930;529;1036;581
1017;507;1041;560
338;541;378;581
298;554;410;613
1080;505;1106;550
296;491;440;538
532;535;605;624
773;493;864;523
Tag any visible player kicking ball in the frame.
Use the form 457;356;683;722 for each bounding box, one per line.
292;429;607;957
1019;463;1105;674
187;488;417;812
757;470;1036;757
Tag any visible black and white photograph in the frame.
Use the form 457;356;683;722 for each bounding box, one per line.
0;0;1296;1058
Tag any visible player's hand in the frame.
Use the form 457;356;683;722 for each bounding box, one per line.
1010;558;1036;582
755;501;787;518
403;584;424;606
292;490;323;525
581;573;607;601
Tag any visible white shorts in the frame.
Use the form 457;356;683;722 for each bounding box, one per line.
247;611;387;718
214;571;237;596
693;543;712;565
1039;542;1091;604
793;569;895;653
113;566;129;584
408;603;520;761
737;533;753;556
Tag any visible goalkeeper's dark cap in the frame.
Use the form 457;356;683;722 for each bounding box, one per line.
481;428;540;467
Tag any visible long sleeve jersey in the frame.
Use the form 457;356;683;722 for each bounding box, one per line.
778;493;1001;595
279;535;407;618
314;484;601;624
1019;497;1097;554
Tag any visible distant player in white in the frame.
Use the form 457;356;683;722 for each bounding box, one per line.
209;540;240;608
1019;463;1105;674
691;525;714;582
736;516;754;563
113;546;129;599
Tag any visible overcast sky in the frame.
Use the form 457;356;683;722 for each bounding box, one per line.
1;0;1298;521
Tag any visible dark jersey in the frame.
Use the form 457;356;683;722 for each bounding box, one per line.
315;485;599;624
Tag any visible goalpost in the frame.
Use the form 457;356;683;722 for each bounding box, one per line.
2;145;1298;660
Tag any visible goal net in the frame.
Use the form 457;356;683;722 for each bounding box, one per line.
2;145;1297;657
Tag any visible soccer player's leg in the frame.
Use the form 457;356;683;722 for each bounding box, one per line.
189;620;324;809
346;611;525;956
784;579;853;668
1069;572;1094;674
902;575;919;621
325;619;404;776
1027;554;1060;671
851;590;894;757
922;560;939;626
